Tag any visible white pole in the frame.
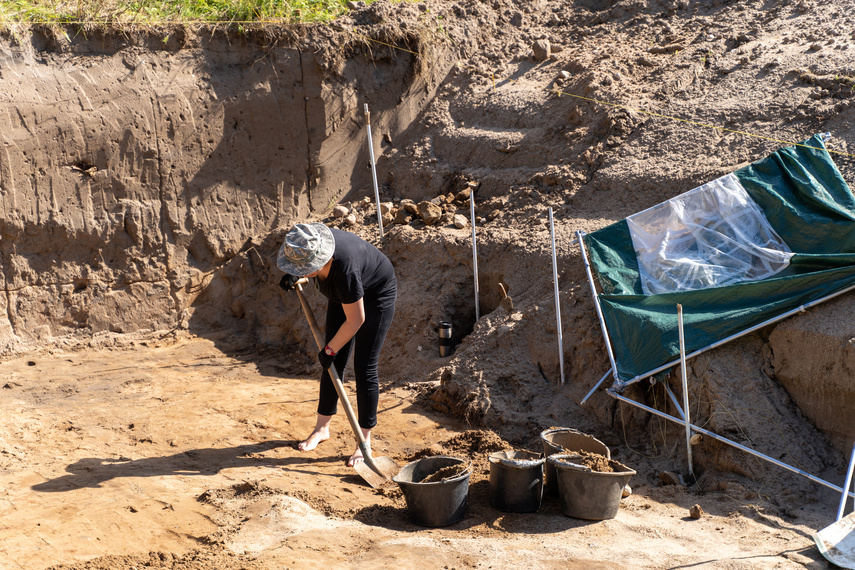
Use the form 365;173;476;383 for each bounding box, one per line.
470;189;480;321
580;370;612;405
577;230;620;381
677;304;694;480
549;208;564;385
837;441;855;521
364;104;384;240
663;382;687;421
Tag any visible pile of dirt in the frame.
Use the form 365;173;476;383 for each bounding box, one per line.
419;463;468;482
570;451;615;473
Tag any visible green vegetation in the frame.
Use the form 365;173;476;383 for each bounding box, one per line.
0;0;384;26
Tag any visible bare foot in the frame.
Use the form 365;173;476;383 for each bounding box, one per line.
297;428;329;451
348;430;371;467
347;446;364;467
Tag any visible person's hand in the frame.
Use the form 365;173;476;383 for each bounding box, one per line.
318;346;336;370
279;274;299;292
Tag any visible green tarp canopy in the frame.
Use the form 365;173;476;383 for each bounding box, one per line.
584;134;855;388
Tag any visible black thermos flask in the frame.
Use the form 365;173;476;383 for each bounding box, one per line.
439;321;453;357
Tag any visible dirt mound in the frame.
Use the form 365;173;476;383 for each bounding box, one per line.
573;451;615;473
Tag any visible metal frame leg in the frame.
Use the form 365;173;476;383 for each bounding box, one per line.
837;441;855;521
609;389;855;501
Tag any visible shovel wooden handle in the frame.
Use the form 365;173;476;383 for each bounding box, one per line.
295;279;323;348
294;282;378;468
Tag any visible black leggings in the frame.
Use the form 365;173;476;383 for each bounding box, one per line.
317;292;395;429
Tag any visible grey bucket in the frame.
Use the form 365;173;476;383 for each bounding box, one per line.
547;453;635;520
540;427;610;496
392;455;471;527
488;450;545;513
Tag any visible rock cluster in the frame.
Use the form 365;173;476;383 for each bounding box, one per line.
327;182;492;231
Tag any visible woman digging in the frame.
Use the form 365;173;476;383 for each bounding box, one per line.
277;223;397;467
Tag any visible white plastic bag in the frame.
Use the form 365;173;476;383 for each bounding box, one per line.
627;173;793;295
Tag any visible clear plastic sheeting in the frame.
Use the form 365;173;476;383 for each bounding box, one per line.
627;173;793;295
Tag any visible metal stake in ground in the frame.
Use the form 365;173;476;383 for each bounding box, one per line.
677;304;694;481
364;104;384;240
470;187;480;321
549;207;564;385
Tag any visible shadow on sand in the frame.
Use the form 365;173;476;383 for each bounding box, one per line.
31;440;341;493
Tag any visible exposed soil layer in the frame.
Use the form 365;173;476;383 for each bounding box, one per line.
2;0;855;568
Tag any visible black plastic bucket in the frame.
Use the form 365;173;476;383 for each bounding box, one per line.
488;450;544;513
540;427;610;496
547;453;635;520
392;455;471;527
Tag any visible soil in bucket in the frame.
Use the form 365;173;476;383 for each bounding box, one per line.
488;450;544;513
540;427;610;496
392;455;471;527
548;453;636;521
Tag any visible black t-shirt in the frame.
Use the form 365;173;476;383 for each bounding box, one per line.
315;228;396;304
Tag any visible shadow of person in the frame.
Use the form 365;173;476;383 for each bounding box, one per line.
31;440;342;493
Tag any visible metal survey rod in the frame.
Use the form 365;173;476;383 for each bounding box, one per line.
470;189;480;320
549;208;564;385
677;304;694;479
364;104;384;240
837;441;855;521
576;230;619;381
562;232;607;404
580;370;612;405
608;389;855;500
586;367;686;420
616;279;855;390
663;382;686;421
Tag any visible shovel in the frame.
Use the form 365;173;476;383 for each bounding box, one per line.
293;280;400;488
815;511;855;569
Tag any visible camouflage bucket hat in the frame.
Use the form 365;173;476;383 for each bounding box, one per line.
276;223;335;276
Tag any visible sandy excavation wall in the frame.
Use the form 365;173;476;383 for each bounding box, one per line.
0;12;460;355
768;296;855;454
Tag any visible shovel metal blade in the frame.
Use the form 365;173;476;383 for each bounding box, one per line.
815;512;855;569
355;455;401;489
